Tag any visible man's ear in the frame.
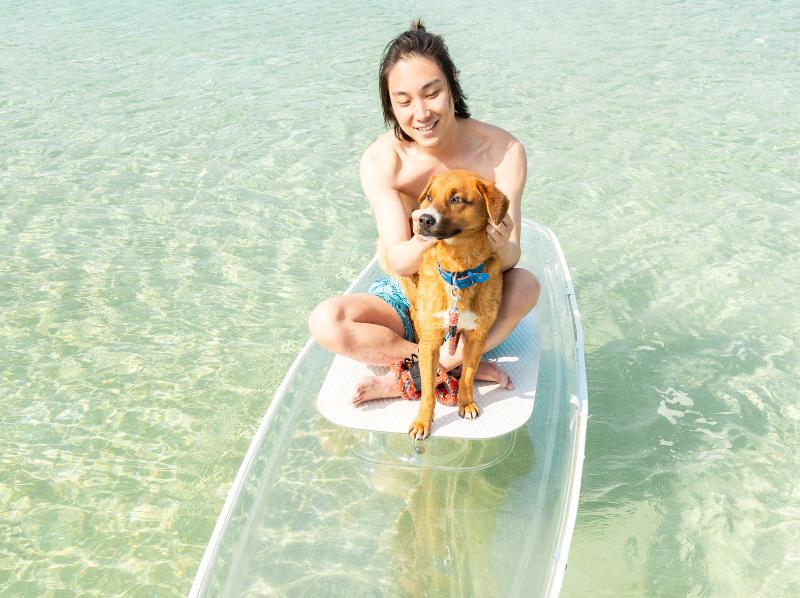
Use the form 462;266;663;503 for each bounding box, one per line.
477;180;509;225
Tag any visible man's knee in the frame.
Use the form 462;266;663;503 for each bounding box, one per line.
523;271;542;311
308;297;346;349
505;268;541;313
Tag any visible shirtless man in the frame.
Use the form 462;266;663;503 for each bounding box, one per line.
308;20;541;404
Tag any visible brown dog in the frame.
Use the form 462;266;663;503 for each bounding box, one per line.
394;170;509;440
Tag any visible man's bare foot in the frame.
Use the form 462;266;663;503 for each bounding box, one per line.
454;361;514;390
352;372;399;405
351;360;512;405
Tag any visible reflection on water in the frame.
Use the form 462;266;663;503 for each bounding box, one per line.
292;423;537;598
388;431;535;597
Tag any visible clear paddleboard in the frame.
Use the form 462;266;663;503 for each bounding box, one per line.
190;219;588;598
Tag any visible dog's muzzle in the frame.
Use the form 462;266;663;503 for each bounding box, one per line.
417;210;461;240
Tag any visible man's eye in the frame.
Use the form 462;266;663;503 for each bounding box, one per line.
427;91;440;98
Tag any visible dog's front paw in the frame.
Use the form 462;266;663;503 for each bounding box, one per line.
408;418;431;441
459;402;480;420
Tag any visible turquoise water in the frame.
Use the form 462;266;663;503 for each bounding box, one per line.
1;1;798;596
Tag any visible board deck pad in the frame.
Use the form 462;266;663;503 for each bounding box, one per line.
316;310;540;439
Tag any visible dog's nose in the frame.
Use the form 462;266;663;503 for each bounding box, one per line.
418;213;436;230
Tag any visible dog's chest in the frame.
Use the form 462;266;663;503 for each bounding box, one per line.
414;251;499;335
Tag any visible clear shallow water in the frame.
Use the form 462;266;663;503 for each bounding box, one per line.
1;1;798;596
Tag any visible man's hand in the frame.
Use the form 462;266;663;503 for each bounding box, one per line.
486;213;514;251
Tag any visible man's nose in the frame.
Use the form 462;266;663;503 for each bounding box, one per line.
413;99;429;121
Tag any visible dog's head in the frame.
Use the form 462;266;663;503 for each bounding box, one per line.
415;170;509;241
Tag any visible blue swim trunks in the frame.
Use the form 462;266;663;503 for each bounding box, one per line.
368;277;416;342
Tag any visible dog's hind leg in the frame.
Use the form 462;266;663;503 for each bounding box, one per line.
408;335;442;441
457;331;487;420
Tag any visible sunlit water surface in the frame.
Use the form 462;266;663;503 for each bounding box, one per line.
1;1;798;596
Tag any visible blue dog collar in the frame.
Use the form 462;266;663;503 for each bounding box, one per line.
436;262;490;289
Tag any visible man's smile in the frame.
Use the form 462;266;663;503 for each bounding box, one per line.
414;120;438;133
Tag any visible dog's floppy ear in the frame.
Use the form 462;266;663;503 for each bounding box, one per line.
417;175;435;204
477;180;510;225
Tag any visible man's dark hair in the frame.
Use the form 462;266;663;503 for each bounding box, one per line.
378;19;471;142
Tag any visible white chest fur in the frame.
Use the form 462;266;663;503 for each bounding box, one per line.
434;310;479;331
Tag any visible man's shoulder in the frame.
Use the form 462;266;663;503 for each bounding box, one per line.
466;118;522;153
363;130;401;160
361;131;403;177
463;119;526;192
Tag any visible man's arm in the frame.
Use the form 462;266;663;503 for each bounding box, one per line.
360;144;434;275
491;138;527;271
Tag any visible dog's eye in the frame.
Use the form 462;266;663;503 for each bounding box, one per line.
449;195;464;204
424;194;432;203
